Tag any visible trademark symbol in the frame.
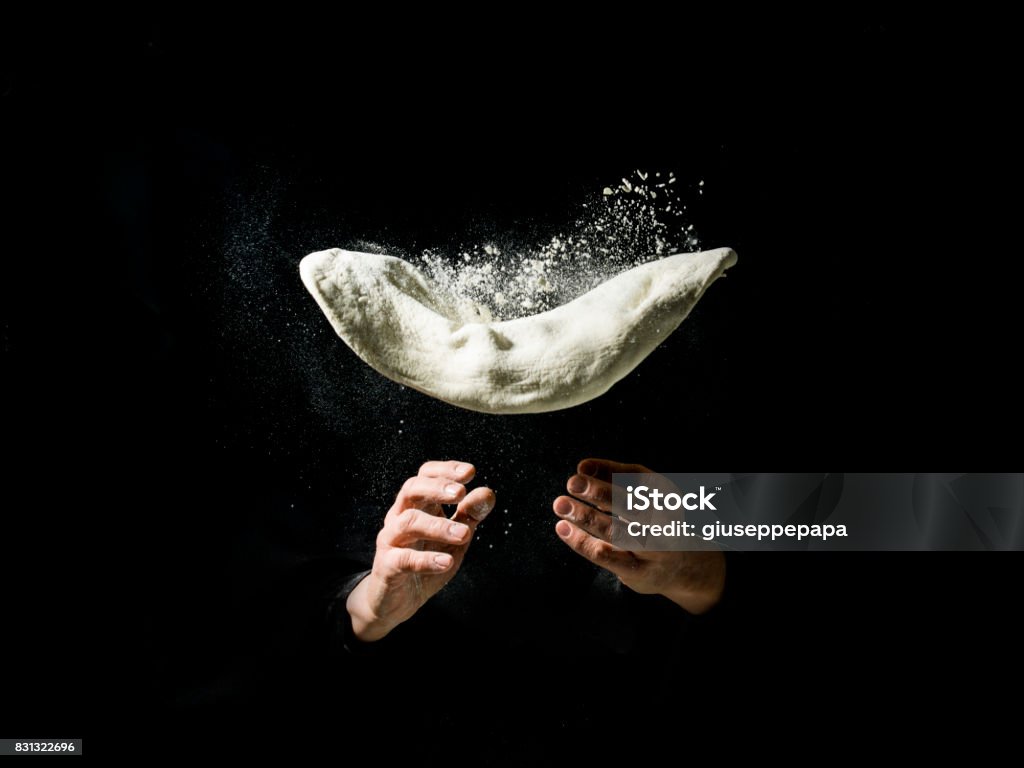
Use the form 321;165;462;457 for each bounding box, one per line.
716;486;722;491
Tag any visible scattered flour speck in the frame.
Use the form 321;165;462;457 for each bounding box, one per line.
412;170;704;321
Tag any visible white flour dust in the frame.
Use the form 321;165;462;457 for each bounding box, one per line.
411;169;704;322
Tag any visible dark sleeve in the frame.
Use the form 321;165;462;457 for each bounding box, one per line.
573;570;693;654
324;567;373;655
686;550;744;638
262;555;374;664
683;552;818;657
576;551;744;657
306;558;420;660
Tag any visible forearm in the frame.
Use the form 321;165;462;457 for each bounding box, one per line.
661;552;726;615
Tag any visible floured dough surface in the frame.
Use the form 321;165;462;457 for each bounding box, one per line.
300;247;737;414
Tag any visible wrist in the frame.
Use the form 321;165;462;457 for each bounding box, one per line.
345;574;397;642
662;584;721;614
661;554;726;615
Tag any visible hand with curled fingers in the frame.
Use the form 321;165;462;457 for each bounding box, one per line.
553;458;725;615
346;460;495;642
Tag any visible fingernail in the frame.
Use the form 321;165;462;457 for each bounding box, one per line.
445;483;461;498
556;521;572;538
472;500;493;521
579;460;597;476
434;553;453;569
554;498;572;517
567;476;586;494
449;522;469;539
456;463;472;476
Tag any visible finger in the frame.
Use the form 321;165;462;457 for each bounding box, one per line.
577;458;652;482
555;520;638;578
384;508;473;547
566;474;614;512
395;475;466;512
552;495;611;541
453;487;496;530
418;460;476;482
379;547;454;578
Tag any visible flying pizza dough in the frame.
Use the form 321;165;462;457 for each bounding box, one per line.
300;247;737;414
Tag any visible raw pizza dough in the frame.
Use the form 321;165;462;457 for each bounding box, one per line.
300;247;737;414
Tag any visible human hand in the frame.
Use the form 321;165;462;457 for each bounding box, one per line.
553;458;725;614
346;460;495;641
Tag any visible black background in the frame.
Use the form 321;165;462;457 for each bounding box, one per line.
3;15;1019;759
